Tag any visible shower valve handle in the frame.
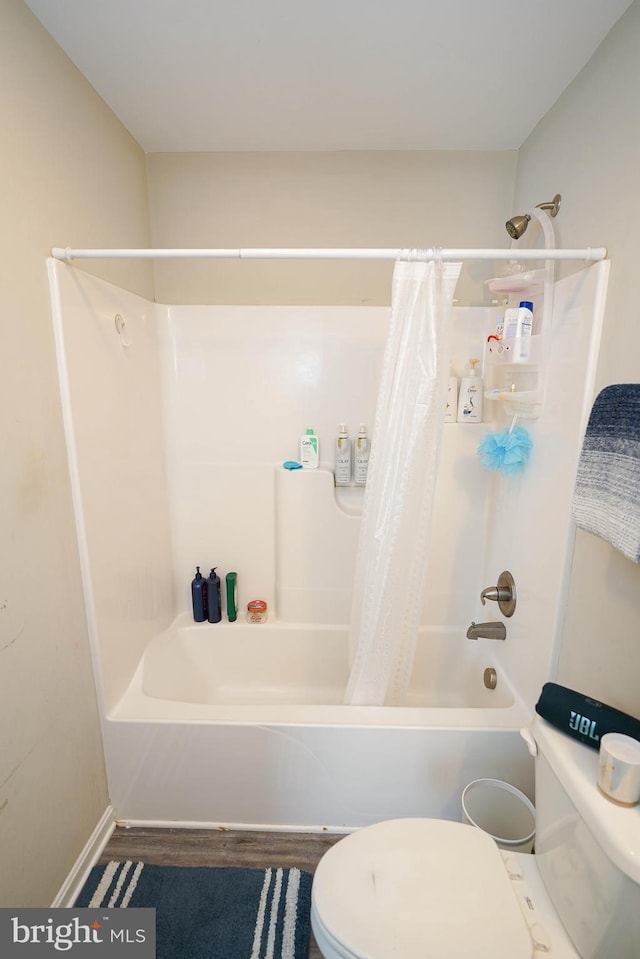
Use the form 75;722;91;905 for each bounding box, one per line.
480;571;516;618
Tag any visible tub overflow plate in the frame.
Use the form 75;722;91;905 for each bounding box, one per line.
484;667;498;690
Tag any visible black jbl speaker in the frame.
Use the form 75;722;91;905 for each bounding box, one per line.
535;682;640;750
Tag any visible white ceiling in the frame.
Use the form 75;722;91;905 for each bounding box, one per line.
24;0;633;153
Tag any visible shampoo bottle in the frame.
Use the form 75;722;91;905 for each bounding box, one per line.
206;567;222;623
191;567;208;622
503;300;533;362
515;300;533;361
354;424;370;486
334;423;352;485
445;363;458;422
457;359;483;423
300;425;319;468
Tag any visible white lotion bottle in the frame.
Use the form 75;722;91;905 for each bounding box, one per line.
457;359;483;423
445;363;458;422
334;423;352;486
300;425;319;468
354;424;370;486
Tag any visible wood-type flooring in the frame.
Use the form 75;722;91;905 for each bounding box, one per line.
99;827;344;959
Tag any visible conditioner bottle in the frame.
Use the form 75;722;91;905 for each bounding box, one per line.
206;567;222;623
457;358;483;423
354;424;370;486
334;423;352;486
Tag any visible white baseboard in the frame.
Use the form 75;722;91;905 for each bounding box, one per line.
115;818;352;835
52;805;116;907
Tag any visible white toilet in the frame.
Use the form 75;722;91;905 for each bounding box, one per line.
311;716;640;958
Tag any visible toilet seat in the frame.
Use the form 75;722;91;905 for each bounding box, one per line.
311;818;534;959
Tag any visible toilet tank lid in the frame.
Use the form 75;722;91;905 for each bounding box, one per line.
532;717;640;884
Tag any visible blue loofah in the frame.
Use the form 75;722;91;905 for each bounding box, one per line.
478;424;533;476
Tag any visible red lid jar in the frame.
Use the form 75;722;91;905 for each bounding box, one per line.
247;599;268;623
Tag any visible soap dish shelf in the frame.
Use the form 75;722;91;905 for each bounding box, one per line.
485;269;546;295
484;389;542;418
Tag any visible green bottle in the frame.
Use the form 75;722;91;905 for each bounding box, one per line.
226;571;238;622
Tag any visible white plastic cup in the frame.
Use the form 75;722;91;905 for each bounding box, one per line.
461;778;536;853
598;733;640;806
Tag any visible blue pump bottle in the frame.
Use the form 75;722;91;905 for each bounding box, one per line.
207;567;222;623
191;567;208;622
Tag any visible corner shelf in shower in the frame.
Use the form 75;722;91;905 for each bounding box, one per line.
484;387;542;418
482;259;554;421
483;334;547;419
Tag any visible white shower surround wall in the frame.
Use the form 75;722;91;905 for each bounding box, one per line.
48;257;609;828
162;299;497;632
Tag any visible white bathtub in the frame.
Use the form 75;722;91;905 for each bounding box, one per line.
104;619;534;829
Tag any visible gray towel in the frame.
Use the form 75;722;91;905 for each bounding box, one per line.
572;384;640;563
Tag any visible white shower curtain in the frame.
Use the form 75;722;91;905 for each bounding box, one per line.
345;256;461;706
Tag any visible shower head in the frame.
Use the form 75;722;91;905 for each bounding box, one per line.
506;214;531;240
506;194;561;240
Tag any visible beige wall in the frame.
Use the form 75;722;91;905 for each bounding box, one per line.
147;150;517;306
0;0;153;906
513;0;640;714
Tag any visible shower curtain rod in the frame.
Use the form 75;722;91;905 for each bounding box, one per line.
51;246;607;263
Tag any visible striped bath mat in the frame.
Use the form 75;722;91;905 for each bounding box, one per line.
75;861;312;959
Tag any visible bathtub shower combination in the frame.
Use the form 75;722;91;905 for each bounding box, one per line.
48;238;609;830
